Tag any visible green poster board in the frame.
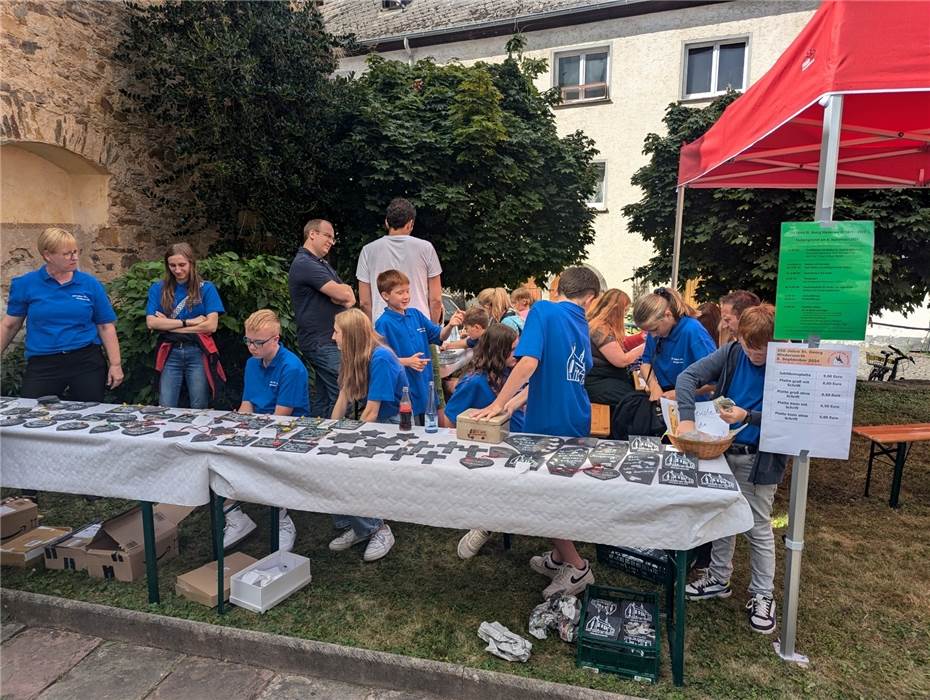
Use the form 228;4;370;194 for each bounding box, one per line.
774;221;874;341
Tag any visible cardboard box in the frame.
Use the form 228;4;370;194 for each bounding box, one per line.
85;504;194;582
456;408;510;444
44;522;103;572
230;551;312;613
176;552;259;607
1;526;72;567
0;497;39;541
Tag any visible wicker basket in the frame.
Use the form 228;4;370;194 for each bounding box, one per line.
667;432;734;459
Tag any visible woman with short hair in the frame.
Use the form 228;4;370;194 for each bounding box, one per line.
1;227;123;400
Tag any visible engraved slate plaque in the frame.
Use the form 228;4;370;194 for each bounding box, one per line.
658;468;698;487
697;471;739;491
629;435;663;452
619;452;660;484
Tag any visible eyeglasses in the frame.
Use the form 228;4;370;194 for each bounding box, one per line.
243;335;277;348
313;230;336;240
55;249;81;259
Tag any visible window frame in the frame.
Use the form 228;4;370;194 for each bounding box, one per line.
680;36;750;100
587;160;607;211
552;46;612;105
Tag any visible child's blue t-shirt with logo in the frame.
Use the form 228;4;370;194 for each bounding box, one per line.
726;348;766;446
445;371;525;433
145;280;225;319
515;300;592;437
242;345;309;416
641;316;716;392
375;307;441;414
368;345;407;422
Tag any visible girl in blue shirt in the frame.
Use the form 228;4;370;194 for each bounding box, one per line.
633;287;716;402
145;243;225;408
329;308;402;562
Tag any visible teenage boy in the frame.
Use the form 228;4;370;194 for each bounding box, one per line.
223;309;310;552
474;266;600;599
674;304;787;634
441;306;489;351
374;270;463;418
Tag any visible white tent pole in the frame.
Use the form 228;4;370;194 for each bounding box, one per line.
777;92;843;666
670;186;685;289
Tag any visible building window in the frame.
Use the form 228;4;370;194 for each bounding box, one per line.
588;162;606;210
555;48;610;103
682;39;747;99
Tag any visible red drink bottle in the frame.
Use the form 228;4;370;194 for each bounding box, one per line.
399;386;413;431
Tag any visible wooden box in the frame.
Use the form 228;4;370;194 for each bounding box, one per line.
455;408;510;444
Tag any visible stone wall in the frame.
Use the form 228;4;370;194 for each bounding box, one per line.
0;0;206;296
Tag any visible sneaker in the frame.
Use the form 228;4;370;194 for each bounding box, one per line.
685;573;732;600
223;507;257;550
457;529;492;559
363;524;395;562
529;550;563;579
328;527;368;552
277;510;296;553
746;594;777;634
542;561;594;599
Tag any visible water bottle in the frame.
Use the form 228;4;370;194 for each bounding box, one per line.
425;380;438;433
399;386;413;431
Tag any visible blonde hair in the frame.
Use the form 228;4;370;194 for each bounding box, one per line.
244;309;281;335
632;287;697;327
37;227;77;258
587;288;631;340
334;308;389;401
510;287;535;306
477;287;511;323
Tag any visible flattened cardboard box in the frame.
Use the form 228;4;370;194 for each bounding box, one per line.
85;504;194;582
0;497;39;541
44;522;102;572
1;526;72;567
176;552;258;607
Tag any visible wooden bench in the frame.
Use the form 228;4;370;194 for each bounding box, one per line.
590;403;611;438
852;423;930;508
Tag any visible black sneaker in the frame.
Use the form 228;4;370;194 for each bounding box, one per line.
746;594;776;634
685;573;732;600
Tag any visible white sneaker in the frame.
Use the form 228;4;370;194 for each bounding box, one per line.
542;561;594;599
746;594;777;634
223;507;257;550
457;529;492;559
277;510;296;552
685;573;732;600
363;524;395;562
529;550;563;579
329;527;368;552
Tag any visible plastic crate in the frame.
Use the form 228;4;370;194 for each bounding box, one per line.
575;585;660;683
595;544;670;584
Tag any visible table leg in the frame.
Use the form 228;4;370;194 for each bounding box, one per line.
140;501;159;605
269;506;280;552
212;492;226;615
889;442;908;508
672;549;687;686
864;441;876;496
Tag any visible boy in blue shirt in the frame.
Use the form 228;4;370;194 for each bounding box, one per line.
474;266;600;598
675;304;787;634
224;309;310;552
374;269;463;419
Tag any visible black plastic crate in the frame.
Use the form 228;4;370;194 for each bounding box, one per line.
595;544;670;584
575;584;660;683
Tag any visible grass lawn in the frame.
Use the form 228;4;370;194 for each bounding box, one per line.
3;381;929;698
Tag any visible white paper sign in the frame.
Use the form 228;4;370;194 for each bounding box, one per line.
660;398;729;437
760;342;858;459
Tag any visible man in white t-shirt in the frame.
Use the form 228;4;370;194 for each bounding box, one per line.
356;198;443;324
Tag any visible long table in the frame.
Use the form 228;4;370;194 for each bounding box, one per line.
1;398;752;686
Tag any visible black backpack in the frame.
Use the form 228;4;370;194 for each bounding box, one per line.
612;392;665;440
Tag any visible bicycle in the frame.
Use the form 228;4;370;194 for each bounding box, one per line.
866;344;915;381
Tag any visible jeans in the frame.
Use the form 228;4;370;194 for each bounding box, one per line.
304;343;340;418
709;452;778;596
332;514;383;538
159;344;210;408
21;344;107;402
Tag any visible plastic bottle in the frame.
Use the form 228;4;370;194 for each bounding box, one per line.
399;386;413;431
425;380;438;433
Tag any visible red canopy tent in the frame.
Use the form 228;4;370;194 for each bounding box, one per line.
669;0;930;666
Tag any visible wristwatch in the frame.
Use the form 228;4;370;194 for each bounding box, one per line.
181;319;187;328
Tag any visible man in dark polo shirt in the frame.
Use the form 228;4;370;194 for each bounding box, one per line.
288;218;356;417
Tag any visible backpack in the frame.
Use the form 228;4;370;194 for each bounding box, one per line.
612;392;665;440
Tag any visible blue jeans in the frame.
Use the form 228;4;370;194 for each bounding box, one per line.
159;344;210;408
333;515;383;538
304;343;341;418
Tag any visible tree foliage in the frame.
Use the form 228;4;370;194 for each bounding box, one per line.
624;96;930;313
117;4;598;294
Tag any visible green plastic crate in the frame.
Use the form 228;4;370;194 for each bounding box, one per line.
575;584;660;683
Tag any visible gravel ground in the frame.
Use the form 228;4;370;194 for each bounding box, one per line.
854;343;930;380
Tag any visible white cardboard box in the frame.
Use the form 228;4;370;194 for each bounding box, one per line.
229;550;312;613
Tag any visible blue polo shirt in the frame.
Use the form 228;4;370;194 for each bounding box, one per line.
445;371;525;433
727;349;765;446
368;346;406;422
242;345;309;416
6;268;117;358
145;280;224;319
374;306;441;414
641;316;716;392
515;300;592;437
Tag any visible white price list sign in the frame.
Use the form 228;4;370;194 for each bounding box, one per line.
760;342;858;459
